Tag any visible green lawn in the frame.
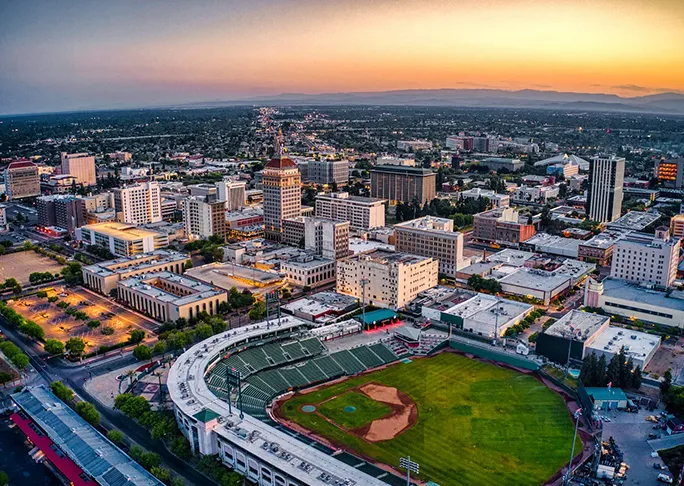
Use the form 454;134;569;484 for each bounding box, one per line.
318;391;391;429
280;352;579;486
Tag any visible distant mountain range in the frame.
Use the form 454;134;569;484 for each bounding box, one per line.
186;88;684;115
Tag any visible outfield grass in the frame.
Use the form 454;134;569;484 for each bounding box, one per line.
280;352;579;486
317;391;391;429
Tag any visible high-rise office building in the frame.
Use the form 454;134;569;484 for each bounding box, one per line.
394;216;466;278
263;133;302;242
587;155;625;223
654;158;684;189
610;227;680;288
217;179;247;211
307;159;348;186
304;218;351;260
36;195;87;234
113;182;162;225
4;160;40;200
183;196;227;241
370;165;436;204
60;152;96;186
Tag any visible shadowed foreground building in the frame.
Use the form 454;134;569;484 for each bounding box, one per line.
370;165;436;204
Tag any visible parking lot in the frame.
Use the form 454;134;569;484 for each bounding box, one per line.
0;252;64;285
8;286;158;353
602;406;675;485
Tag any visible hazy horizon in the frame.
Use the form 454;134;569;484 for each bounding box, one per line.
2;0;683;115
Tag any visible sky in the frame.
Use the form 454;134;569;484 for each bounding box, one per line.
1;0;684;115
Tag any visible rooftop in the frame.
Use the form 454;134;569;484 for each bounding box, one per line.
80;222;163;241
587;326;661;362
185;262;282;295
83;250;189;278
584;387;628;402
544;310;609;340
117;271;226;305
498;267;571;292
607;211;662;231
581;230;632;249
534;153;590;170
359;309;397;325
12;386;164;486
487;249;536;267
351;249;435;266
370;165;435;175
601;278;684;312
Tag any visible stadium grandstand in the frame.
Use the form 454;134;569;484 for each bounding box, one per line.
168;315;439;486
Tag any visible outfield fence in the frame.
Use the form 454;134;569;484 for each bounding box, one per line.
448;339;540;371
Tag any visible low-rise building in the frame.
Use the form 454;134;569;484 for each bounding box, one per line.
82;250;190;295
586;326;660;370
585;277;684;329
480;157;524;172
281;254;337;289
536;310;610;364
497;267;571;305
77;222;168;257
607;211;662;232
397;140;433;151
281;291;359;323
522;233;581;258
117;271;228;322
513;185;559;204
578;230;631;266
394;216;466;277
336;250;439;309
473;207;536;246
457;188;510;208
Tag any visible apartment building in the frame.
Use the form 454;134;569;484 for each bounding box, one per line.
36;195;87;234
77;222;168;257
394;216;466;278
336;250;439;309
281;254;337;289
315;192;386;230
304;218;351;260
113;182;162;225
587;155;625;223
4;160;40;200
473;207;536;246
183;196;227;241
60;152;96;186
655;158;684;189
610;227;680;288
370;165;436;204
671;214;684;239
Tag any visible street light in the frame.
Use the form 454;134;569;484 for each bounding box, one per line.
564;408;582;486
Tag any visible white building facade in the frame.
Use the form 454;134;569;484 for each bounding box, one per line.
314;192;386;230
587;155;625;223
114;182;162;225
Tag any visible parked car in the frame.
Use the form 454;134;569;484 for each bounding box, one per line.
658;473;673;483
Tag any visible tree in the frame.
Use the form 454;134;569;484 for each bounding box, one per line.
114;393;151;417
580;352;598;386
632;366;643;389
139;451;162;470
171;476;186;486
248;300;266;320
0;471;8;486
75;401;101;426
606;354;621;387
151;467;171;483
65;337;86;358
44;339;64;355
152;341;167;356
107;429;125;446
596;354;607;386
133;345;152;361
50;381;74;402
0;372;13;386
0;341;20;359
662;369;674;396
183;260;193;270
128;330;146;344
19;320;44;340
220;472;243;486
87;320;101;329
62;262;83;285
11;353;29;370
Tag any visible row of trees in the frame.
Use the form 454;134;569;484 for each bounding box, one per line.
503;309;545;338
0;339;29;370
29;272;58;285
49;381;101;425
579;348;642;390
1;277;21;294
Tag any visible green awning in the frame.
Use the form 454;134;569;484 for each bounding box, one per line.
359;309;397;325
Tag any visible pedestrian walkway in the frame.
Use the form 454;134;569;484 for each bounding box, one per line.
84;360;170;409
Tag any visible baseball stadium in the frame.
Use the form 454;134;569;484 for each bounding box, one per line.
168;316;582;486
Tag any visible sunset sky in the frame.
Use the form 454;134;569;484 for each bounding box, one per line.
1;0;684;114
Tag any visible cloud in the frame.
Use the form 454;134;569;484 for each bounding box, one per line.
611;84;651;92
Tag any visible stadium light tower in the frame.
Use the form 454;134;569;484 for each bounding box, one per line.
361;277;369;326
564;408;582;486
399;456;419;486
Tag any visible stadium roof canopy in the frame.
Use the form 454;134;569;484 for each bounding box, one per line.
359;309;397;325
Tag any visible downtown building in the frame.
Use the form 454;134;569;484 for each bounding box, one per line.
77;222;168;257
472;207;536;246
314;191;386;230
217;178;247;211
4;159;40;200
183;196;227;241
60;152;96;186
336;249;439;309
113;181;163;225
370;165;436;204
306;159;348;186
654;158;684;189
263;152;302;242
587;155;625;223
36;195;87;234
610;227;680;288
394;216;467;278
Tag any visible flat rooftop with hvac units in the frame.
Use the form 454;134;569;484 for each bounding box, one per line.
117;271;228;322
185;261;284;298
536;310;661;369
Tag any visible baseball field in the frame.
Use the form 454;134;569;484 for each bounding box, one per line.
276;352;579;486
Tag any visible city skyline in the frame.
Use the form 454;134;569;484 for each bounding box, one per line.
2;0;684;115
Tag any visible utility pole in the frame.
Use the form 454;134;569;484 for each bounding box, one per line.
493;294;500;346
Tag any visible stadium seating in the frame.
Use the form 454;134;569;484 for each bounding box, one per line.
369;342;400;363
329;350;366;375
349;346;384;368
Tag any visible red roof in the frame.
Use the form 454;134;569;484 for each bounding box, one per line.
265;156;297;169
11;412;91;486
7;159;37;169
